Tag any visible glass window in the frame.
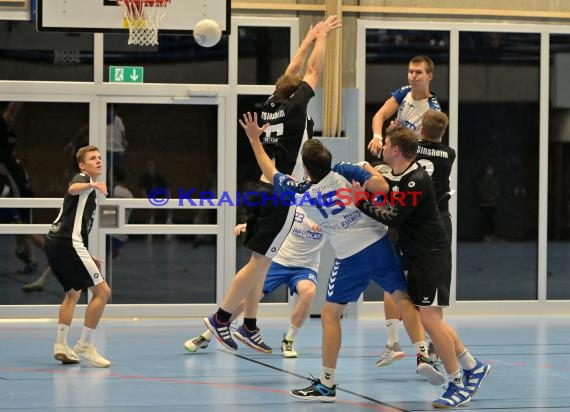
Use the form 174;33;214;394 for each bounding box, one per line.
107;103;217;199
547;34;570;299
0;101;89;198
105;234;216;303
238;26;291;85
236;95;265;191
0;21;93;81
0;234;89;305
457;32;540;300
363;29;450;301
103;34;228;84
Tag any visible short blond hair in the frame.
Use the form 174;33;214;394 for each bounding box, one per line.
76;145;99;165
275;73;303;100
421;110;448;141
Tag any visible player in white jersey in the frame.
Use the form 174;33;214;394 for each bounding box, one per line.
185;207;326;358
239;112;438;402
368;55;440;157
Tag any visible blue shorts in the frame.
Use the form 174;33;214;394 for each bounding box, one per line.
263;261;318;296
325;236;408;304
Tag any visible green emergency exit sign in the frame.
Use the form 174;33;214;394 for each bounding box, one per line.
109;66;144;83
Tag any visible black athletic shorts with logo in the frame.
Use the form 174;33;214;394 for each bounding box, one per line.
45;236;104;292
243;181;295;258
406;247;451;307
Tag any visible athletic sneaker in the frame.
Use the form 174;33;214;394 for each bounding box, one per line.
53;342;80;364
375;342;405;367
281;334;298;358
417;353;446;386
73;342;111;368
463;360;491;397
234;325;272;354
184;335;210;353
22;282;44;292
290;378;336;402
431;381;471;408
428;340;440;364
203;314;238;351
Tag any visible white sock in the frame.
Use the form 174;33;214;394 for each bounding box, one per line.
457;348;477;370
202;330;212;340
386;319;400;346
414;340;429;358
56;324;69;345
448;369;464;387
285;324;299;341
320;367;335;388
79;326;94;345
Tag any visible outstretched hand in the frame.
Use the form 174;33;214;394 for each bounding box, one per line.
238;112;268;145
319;15;342;36
303;21;323;44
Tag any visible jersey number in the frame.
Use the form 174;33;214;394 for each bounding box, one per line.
314;190;345;219
265;123;284;137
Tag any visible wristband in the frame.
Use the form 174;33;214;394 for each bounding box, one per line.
373;134;382;140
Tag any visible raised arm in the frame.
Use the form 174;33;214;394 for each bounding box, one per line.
238;112;275;182
302;15;342;91
284;22;322;77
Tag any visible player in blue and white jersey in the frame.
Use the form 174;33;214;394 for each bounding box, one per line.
185;207;326;358
239;111;434;402
368;55;440;157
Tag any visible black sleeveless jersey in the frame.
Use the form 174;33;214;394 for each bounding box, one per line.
416;140;456;212
358;162;449;257
260;81;314;177
47;173;97;247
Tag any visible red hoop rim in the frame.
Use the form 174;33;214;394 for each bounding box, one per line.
118;0;171;6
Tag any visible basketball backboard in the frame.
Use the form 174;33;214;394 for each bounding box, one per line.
37;0;230;35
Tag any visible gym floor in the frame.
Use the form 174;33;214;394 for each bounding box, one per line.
1;315;569;411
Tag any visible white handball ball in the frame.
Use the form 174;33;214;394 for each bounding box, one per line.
193;19;222;48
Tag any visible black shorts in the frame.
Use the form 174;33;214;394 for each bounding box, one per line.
243;182;295;258
45;236;104;292
406;248;451;307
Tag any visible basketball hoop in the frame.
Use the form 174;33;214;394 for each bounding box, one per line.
117;0;171;46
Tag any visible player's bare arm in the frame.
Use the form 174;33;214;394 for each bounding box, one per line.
302;15;342;90
369;97;399;156
238;112;276;182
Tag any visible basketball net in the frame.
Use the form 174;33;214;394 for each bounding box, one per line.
118;0;171;46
